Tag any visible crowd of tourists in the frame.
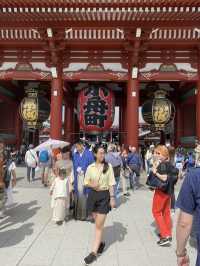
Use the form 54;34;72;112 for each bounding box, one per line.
0;139;200;265
24;141;143;221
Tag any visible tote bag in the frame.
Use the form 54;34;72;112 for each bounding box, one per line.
146;171;169;192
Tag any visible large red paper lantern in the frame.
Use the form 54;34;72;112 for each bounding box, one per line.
78;85;115;133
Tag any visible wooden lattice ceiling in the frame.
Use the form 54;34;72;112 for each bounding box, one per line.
0;0;199;7
0;1;200;28
0;1;199;68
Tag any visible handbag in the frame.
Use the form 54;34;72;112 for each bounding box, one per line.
146;171;169;192
129;164;140;176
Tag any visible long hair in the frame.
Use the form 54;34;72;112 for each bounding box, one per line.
93;144;109;174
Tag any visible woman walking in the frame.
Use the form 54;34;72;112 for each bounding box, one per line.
25;144;38;182
121;148;130;196
151;145;178;246
105;143;122;206
83;145;116;265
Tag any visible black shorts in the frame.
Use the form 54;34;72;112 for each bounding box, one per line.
87;189;111;215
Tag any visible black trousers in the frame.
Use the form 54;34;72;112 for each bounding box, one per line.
171;192;176;210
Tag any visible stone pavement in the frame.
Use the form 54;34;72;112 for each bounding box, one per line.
0;167;196;266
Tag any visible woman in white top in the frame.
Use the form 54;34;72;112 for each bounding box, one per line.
25;144;38;182
83;145;116;265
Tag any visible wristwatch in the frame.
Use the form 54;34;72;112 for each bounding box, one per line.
176;249;187;257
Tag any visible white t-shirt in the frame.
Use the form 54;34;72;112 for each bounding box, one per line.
8;161;16;180
25;149;38;168
51;177;68;199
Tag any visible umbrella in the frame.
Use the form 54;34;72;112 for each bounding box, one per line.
34;138;70;152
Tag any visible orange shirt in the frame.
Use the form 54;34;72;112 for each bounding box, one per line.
52;148;61;160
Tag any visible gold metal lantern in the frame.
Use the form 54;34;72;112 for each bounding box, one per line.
142;90;175;130
20;89;50;129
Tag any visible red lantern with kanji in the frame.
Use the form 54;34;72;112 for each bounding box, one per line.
78;85;115;133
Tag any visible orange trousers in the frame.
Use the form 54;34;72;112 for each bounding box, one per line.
152;190;172;238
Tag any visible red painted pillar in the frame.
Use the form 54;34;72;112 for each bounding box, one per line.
123;100;127;145
126;70;139;149
175;104;183;147
197;77;200;141
120;99;127;145
64;103;73;143
50;77;63;140
119;105;123;144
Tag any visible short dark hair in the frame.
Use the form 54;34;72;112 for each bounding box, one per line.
76;139;84;146
58;168;67;177
61;145;71;153
61;146;72;159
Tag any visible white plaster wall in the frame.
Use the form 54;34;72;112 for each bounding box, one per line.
63;63;127;72
0;62;17;70
140;63;162;72
102;63;127;72
140;63;197;72
63;63;89;72
0;62;52;72
112;106;119;128
112;106;145;129
175;63;197;72
31;63;51;72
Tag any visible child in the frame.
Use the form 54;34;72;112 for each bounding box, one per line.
50;168;70;225
4;154;17;207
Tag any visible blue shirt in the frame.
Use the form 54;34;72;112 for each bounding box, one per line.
72;148;94;195
105;152;122;168
127;152;142;167
177;168;200;266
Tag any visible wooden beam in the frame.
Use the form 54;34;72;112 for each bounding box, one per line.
0;0;199;8
0;20;200;29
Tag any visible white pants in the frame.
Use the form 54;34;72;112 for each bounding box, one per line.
5;182;14;206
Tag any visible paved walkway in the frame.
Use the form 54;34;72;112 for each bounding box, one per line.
0;167;196;266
